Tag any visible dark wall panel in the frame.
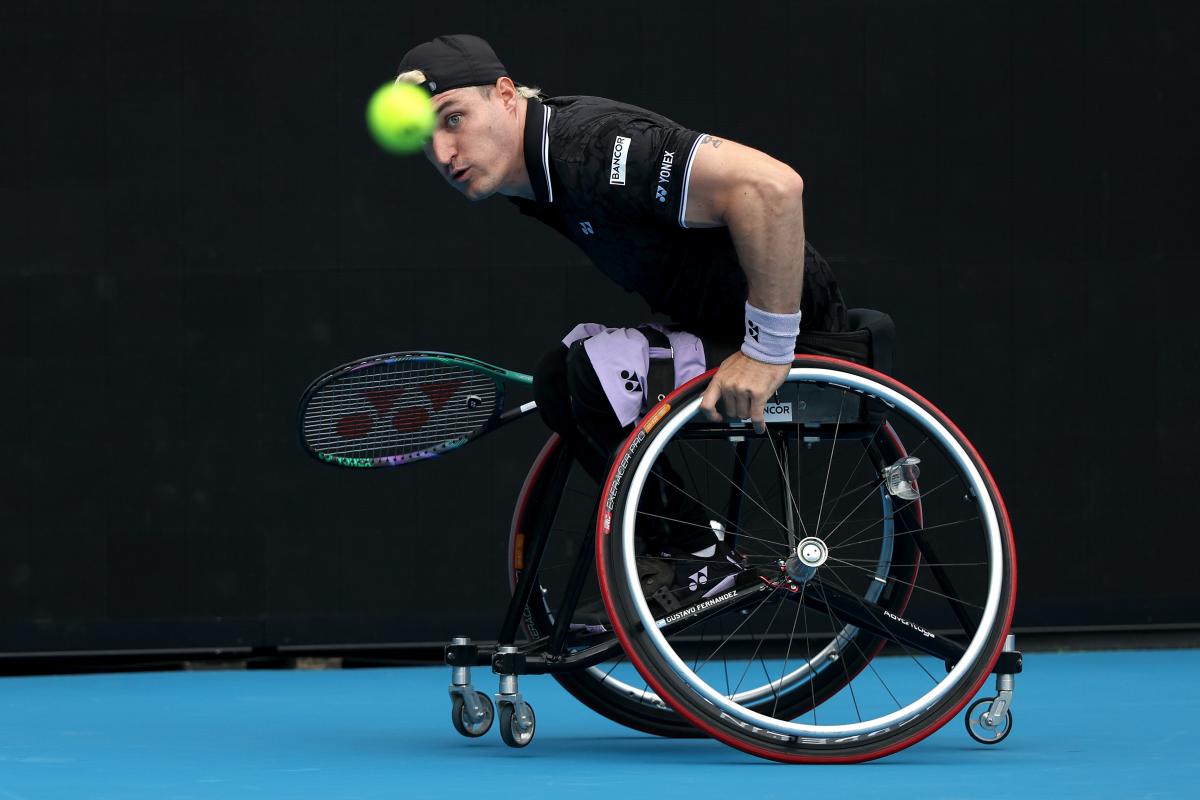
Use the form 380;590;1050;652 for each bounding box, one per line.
0;0;1197;655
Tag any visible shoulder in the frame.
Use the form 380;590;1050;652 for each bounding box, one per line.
545;95;686;125
540;95;706;227
545;95;691;152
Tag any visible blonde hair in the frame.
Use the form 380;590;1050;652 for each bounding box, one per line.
395;68;545;100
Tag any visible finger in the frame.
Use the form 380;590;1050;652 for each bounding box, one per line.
700;380;723;421
733;390;753;423
724;388;742;422
750;400;767;434
720;388;739;422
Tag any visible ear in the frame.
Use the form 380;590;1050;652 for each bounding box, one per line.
495;76;519;110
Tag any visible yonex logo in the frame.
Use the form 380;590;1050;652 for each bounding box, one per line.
747;320;760;342
620;369;641;393
333;382;463;440
687;566;709;591
655;149;675;202
579;221;594;235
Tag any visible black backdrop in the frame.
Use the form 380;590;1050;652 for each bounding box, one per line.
1;0;1197;656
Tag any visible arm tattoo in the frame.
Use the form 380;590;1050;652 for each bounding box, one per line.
699;134;724;149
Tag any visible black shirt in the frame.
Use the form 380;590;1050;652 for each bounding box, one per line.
509;96;847;340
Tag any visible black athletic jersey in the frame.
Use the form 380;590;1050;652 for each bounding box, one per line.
509;96;847;340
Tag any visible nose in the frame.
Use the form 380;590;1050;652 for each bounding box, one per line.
428;130;455;171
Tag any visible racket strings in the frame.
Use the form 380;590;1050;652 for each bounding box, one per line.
303;359;499;460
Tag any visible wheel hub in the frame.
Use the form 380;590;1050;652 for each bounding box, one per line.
784;536;828;584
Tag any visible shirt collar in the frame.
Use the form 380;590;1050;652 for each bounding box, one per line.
521;97;555;204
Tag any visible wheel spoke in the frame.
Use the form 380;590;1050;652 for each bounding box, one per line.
680;440;793;540
812;392;847;539
765;432;809;543
817;417;891;537
813;477;887;549
828;474;958;549
730;592;788;697
824;556;985;610
822;569;939;685
599;654;625;683
813;581;862;723
772;590;807;718
694;585;785;674
834;514;980;550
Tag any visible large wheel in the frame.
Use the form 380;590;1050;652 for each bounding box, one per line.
510;417;924;738
596;356;1017;762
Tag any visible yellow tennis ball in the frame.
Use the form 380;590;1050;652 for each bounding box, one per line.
366;82;436;155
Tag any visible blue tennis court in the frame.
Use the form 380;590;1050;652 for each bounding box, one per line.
2;648;1195;799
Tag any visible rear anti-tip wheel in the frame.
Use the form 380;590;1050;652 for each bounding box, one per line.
965;697;1012;744
499;701;536;748
450;692;494;738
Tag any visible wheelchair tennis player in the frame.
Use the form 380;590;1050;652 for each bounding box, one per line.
396;34;851;624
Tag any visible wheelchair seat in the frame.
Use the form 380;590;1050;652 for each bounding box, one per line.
795;307;895;374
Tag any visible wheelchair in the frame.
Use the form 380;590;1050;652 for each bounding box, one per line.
445;309;1021;762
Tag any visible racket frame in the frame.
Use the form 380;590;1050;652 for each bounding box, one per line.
297;350;535;469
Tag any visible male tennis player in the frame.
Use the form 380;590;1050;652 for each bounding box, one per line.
396;34;849;617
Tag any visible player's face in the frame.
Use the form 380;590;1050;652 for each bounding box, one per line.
424;85;519;201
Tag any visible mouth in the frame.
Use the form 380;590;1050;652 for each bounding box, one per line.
451;166;471;183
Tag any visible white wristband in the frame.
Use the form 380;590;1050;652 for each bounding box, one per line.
741;302;801;365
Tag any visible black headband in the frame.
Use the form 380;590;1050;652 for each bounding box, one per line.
397;34;508;97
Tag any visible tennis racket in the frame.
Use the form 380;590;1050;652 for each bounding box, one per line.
297;351;538;468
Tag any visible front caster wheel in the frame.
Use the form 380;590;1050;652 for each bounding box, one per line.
451;692;494;738
965;697;1012;744
498;701;536;748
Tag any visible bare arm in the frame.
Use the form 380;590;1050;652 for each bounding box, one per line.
682;135;806;315
682;135;806;432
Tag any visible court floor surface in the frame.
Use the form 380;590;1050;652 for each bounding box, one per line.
0;648;1195;799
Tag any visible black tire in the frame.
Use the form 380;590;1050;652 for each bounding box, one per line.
965;697;1013;744
510;425;923;738
597;357;1017;763
498;701;536;748
450;692;494;738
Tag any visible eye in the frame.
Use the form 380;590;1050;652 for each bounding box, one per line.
447;113;464;129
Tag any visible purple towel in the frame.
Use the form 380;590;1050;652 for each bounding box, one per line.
562;323;707;427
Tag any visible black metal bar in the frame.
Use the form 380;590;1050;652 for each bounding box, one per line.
775;432;796;547
656;581;775;636
674;423;881;442
442;642;497;669
443;641;479;668
495;446;574;644
544;513;597;658
503;636;625;675
797;578;967;663
728;440;749;515
893;501;979;635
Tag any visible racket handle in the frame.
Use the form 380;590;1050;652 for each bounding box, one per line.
498;401;538;425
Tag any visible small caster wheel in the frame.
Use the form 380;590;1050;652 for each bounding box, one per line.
498;701;536;748
965;697;1012;744
451;692;494;738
